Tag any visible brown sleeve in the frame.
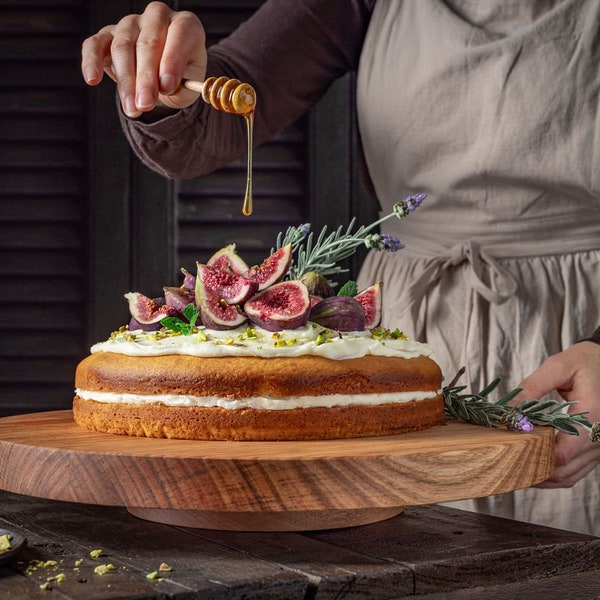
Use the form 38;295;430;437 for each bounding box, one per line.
582;326;600;345
118;0;375;179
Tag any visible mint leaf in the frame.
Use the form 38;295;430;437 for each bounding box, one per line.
183;303;199;326
337;280;358;297
160;316;192;335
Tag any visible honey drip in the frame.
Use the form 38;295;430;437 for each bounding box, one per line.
183;76;256;216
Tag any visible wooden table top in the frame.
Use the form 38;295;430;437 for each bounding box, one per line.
1;490;599;599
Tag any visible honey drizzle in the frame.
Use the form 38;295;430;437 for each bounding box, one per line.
187;76;256;216
242;112;254;216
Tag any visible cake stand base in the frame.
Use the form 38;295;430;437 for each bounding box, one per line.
127;506;404;531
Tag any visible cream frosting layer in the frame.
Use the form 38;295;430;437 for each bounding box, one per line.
74;389;439;410
92;323;432;360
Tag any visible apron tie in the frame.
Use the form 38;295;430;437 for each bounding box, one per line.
391;239;518;329
448;240;518;305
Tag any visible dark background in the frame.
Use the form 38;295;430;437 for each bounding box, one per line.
0;0;376;416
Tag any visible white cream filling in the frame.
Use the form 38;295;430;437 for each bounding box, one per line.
75;389;440;410
91;323;432;360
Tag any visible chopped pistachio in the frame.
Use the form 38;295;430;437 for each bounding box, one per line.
89;549;103;559
93;564;115;575
158;562;172;572
315;333;327;346
0;533;12;553
146;570;160;580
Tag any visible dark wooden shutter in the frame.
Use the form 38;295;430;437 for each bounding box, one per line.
0;1;88;416
0;1;374;418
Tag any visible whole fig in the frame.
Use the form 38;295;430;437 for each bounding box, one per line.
309;296;366;332
299;272;335;299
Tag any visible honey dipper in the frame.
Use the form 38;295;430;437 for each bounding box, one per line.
182;76;256;115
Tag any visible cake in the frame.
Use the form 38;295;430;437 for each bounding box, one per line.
73;324;444;441
73;196;445;441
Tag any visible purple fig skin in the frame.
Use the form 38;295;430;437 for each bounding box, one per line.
125;292;177;325
354;283;382;329
300;272;335;298
309;296;366;332
197;263;258;305
180;268;196;290
244;280;310;331
200;308;246;330
164;286;195;312
243;244;292;291
195;272;247;330
207;243;249;274
129;316;161;332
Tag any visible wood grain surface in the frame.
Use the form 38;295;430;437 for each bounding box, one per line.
1;490;599;599
0;411;555;531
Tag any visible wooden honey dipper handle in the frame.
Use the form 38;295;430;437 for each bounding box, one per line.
182;77;256;115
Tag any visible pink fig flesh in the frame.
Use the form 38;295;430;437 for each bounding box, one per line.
197;263;258;305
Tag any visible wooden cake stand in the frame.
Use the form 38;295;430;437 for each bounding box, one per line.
0;411;555;531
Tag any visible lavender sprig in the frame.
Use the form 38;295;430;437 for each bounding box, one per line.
276;194;425;281
443;367;593;436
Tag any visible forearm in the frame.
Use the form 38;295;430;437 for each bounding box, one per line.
119;0;374;179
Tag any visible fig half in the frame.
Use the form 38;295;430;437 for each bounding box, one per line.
244;280;310;331
125;292;178;327
207;243;249;274
354;283;382;329
243;244;292;291
196;263;258;305
195;275;247;330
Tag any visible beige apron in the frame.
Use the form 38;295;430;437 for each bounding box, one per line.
356;0;600;534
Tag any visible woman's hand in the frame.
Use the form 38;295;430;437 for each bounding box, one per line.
81;1;207;118
517;341;600;488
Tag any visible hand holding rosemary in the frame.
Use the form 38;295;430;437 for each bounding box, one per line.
444;367;599;441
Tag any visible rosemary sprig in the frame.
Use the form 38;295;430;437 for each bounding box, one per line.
276;194;425;281
443;367;594;436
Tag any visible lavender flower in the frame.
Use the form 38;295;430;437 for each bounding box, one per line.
276;193;426;280
364;233;405;252
393;193;426;218
516;415;534;432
